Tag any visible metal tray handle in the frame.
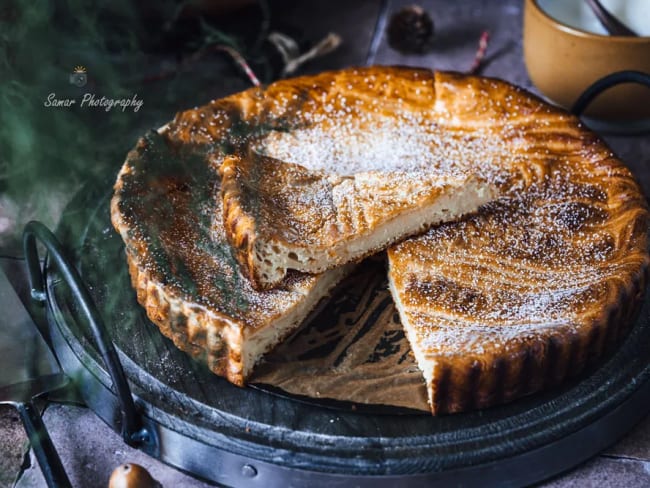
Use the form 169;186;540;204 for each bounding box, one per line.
23;221;153;449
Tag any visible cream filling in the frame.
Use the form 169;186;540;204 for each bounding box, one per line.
240;263;351;378
253;178;497;285
387;273;436;409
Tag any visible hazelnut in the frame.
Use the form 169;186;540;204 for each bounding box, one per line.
108;463;161;488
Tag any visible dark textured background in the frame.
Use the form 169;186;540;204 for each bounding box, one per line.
1;0;649;486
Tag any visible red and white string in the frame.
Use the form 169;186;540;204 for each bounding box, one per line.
469;31;490;75
215;45;261;87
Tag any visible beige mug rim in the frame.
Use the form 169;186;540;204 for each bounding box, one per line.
529;0;650;43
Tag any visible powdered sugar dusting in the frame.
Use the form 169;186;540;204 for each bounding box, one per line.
258;113;518;187
390;119;647;358
419;319;575;357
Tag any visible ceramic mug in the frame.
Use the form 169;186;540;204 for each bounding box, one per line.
523;0;650;120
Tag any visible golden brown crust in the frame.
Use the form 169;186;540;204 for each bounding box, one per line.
392;268;647;415
388;72;650;415
219;152;495;290
165;66;436;148
110;139;246;384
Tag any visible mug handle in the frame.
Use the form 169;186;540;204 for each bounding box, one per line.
571;70;650;117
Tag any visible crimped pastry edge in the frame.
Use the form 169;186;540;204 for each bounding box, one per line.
121;247;350;387
110;147;249;385
219;155;267;288
125;249;247;384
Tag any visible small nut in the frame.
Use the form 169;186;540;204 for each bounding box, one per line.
108;463;161;488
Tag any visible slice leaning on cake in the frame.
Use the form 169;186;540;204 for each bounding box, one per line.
211;67;536;290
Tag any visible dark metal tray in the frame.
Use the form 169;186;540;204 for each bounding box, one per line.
34;177;650;487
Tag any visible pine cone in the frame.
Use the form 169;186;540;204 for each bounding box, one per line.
387;5;434;54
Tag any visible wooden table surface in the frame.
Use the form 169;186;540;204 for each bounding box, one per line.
2;0;649;486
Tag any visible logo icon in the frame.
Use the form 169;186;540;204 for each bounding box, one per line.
69;65;87;87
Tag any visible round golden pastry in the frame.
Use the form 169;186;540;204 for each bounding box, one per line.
113;66;649;414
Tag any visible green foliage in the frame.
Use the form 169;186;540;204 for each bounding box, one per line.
0;0;146;197
0;0;271;254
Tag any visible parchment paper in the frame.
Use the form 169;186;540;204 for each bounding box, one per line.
251;256;431;412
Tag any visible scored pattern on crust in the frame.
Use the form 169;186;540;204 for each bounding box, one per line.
387;72;650;414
